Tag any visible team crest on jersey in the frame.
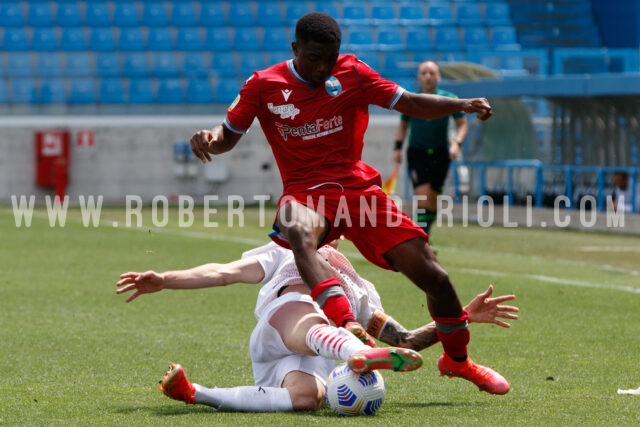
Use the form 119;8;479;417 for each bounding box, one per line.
268;102;300;119
325;77;342;97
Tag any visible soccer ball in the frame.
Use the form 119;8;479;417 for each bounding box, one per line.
325;363;386;416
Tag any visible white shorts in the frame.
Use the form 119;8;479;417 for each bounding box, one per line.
250;292;336;388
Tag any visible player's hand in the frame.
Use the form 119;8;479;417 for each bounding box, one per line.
465;285;519;328
449;140;461;160
190;129;215;163
464;98;493;121
116;271;165;303
392;149;402;164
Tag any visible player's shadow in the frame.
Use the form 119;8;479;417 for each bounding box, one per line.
114;404;217;417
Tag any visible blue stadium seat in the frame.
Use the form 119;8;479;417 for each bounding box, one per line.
204;28;231;51
181;52;208;77
433;27;462;51
31;28;58;52
355;52;381;70
128;79;155;104
10;79;37;104
211;52;237;77
381;52;414;78
285;2;310;26
0;2;24;27
147;28;174;51
176;28;203;51
99;78;126;104
463;27;490;49
122;53;149;77
405;26;433;52
312;3;338;19
399;4;427;26
456;3;483;26
490;26;520;50
257;2;284;27
60;27;87;51
113;2;140;27
40;78;66;104
170;2;197;27
186;78;214;104
370;3;398;26
262;27;290;51
2;28;28;51
266;51;292;65
484;3;512;26
35;53;63;78
95;53;121;77
142;2;168;27
56;2;82;27
118;28;145;52
64;52;93;77
227;2;256;27
232;27;261;52
152;52;179;77
157;78;184;103
215;78;242;103
27;2;53;27
89;28;116;52
344;28;375;52
377;29;404;52
427;3;454;26
199;2;225;27
85;2;111;27
6;53;33;77
238;53;266;77
69;78;96;104
340;4;368;26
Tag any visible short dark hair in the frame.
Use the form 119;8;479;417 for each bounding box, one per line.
295;12;341;45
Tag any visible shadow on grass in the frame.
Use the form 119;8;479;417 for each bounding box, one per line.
114;404;217;416
113;400;470;418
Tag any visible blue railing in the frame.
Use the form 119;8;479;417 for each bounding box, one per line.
446;161;640;213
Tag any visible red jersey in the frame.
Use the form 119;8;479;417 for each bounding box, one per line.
224;54;404;194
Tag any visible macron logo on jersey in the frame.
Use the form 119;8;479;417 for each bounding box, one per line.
281;89;292;101
268;103;300;120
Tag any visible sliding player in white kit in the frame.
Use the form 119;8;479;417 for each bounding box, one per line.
116;242;518;412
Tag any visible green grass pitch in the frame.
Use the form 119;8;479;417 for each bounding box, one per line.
1;205;639;426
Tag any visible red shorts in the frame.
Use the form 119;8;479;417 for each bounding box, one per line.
270;185;427;270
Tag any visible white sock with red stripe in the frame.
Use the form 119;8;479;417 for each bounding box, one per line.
193;384;293;412
305;324;367;361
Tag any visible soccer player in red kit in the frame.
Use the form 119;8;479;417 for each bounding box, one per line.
190;12;509;394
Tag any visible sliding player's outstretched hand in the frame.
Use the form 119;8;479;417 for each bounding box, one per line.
465;285;519;328
116;271;164;303
463;98;493;121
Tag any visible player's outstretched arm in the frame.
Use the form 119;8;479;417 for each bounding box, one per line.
115;258;264;303
394;91;493;121
369;285;518;351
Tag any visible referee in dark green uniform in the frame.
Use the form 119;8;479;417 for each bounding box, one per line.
393;60;468;240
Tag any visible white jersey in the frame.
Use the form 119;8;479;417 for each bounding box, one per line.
241;242;383;326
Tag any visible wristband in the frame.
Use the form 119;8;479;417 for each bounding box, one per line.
394;140;403;150
454;139;463;145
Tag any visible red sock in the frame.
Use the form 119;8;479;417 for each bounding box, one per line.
310;277;355;327
436;328;470;361
322;295;355;327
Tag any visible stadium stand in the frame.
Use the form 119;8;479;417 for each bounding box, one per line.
0;0;636;110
